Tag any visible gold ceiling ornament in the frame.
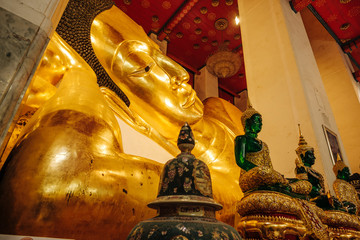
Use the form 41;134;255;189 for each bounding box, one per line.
194;17;201;24
206;18;241;79
123;0;131;5
211;40;218;46
193;43;200;49
340;0;352;3
201;36;208;42
152;15;159;22
341;38;351;43
234;33;241;40
164;28;171;34
176;32;183;38
200;7;208;14
225;0;234;6
206;45;241;78
212;0;219;7
340;22;350;30
195;28;202;35
214;18;228;31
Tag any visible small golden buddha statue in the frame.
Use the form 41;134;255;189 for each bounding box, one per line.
333;156;360;215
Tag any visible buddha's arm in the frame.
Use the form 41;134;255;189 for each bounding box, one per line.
234;136;257;171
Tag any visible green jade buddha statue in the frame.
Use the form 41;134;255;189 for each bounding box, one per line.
333;157;360;215
295;125;342;210
234;102;311;196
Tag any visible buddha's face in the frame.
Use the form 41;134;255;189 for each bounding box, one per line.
302;150;315;167
339;167;351;180
110;40;203;137
91;7;204;139
246;114;262;134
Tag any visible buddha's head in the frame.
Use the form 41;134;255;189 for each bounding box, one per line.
295;127;315;167
90;6;204;139
333;158;350;180
244;114;262;135
241;100;262;135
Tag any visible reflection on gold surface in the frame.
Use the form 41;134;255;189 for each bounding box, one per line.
0;61;162;239
0;3;244;239
91;6;244;225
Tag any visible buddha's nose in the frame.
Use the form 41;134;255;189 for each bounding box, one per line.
171;71;190;89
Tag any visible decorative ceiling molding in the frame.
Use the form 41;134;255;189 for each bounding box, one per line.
158;0;199;40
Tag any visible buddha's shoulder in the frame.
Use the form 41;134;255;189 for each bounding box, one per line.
203;97;243;135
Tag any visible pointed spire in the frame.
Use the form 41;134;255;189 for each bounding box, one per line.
177;122;195;153
295;124;313;155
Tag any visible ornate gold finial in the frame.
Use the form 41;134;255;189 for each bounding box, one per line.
241;96;261;128
333;154;347;175
295;124;314;156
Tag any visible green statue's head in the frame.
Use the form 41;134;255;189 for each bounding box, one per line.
333;158;350;180
295;125;315;167
241;99;262;134
245;113;262;135
337;167;351;181
301;150;315;167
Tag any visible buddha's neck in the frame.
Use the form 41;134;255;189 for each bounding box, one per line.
245;131;258;138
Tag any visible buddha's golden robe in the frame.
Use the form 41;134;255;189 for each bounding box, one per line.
333;178;360;215
239;141;289;192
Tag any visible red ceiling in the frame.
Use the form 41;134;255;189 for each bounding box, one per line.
291;0;360;81
311;0;360;40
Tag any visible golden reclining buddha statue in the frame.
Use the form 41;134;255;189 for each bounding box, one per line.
0;0;244;239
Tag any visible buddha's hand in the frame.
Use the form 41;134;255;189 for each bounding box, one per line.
331;196;343;210
342;201;357;214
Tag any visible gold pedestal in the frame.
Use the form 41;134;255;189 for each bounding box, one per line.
237;191;332;239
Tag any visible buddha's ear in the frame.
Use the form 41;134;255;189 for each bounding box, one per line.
100;87;150;135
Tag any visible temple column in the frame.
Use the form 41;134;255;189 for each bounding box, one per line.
0;0;68;151
194;66;219;101
237;0;347;188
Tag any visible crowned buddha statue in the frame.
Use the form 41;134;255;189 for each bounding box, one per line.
0;0;244;237
294;125;342;210
235;103;330;239
295;125;325;198
234;102;311;195
333;157;360;215
315;156;360;239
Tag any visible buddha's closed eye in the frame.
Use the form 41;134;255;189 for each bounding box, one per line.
130;62;154;77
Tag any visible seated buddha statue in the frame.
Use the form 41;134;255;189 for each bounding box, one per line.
234;102;311;195
333;157;360;215
294;125;342;209
0;0;244;235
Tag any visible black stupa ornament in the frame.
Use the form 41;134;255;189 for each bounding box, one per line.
127;123;242;240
